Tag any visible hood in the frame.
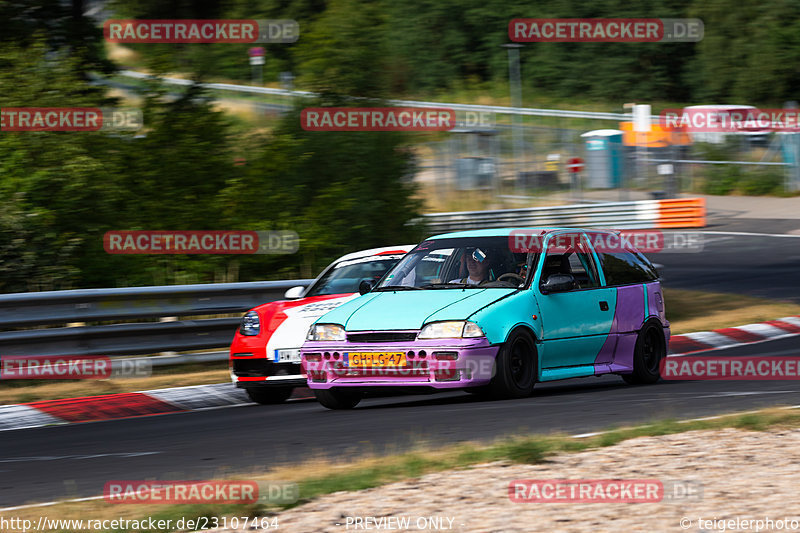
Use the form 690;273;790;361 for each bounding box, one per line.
317;288;516;331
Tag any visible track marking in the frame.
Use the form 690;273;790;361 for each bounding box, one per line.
0;452;161;464
682;331;740;349
692;391;798;398
0;405;64;432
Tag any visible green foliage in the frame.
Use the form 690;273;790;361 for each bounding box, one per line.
699;165;785;196
112;0;800;105
1;37;423;291
0;41;120;291
294;0;390;97
738;168;785;196
688;0;800;105
221;100;425;279
691;142;787;196
701;165;742;195
0;0;112;74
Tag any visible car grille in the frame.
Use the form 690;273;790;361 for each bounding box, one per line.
346;331;417;343
232;358;274;377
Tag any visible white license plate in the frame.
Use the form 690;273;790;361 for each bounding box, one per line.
274;349;301;363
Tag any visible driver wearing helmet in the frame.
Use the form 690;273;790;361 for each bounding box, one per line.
450;247;491;285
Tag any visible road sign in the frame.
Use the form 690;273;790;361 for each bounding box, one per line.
566;157;584;173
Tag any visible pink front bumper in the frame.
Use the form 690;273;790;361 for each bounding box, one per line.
301;337;499;389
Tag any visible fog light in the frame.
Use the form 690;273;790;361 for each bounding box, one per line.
433;351;458;360
305;353;322;362
434;369;460;381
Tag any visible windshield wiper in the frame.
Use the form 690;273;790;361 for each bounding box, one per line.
420;282;475;289
373;285;423;291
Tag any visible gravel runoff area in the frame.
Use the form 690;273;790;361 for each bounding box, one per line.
201;428;800;533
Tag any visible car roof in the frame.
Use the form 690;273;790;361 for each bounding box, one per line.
427;227;618;239
333;245;416;263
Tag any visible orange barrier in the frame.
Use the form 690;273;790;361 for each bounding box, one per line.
656;197;706;228
619;121;692;147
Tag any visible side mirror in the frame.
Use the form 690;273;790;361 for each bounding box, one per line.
358;279;375;295
540;274;577;294
283;286;305;299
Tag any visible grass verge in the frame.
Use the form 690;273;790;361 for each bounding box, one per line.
12;405;800;532
664;288;800;334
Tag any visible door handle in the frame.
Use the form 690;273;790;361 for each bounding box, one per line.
599;301;609;311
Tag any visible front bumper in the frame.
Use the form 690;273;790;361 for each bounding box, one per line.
301;337;499;389
230;350;305;388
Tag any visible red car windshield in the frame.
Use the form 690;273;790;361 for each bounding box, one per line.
305;254;407;296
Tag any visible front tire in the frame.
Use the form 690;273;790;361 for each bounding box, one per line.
489;329;538;399
246;387;293;404
314;388;362;410
623;320;666;385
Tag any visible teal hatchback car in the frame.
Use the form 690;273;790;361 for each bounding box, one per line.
301;228;670;409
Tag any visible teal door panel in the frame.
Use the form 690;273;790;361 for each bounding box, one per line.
537;287;616;368
540;336;609;369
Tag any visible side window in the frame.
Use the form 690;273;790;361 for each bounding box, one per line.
598;251;659;286
540;233;601;290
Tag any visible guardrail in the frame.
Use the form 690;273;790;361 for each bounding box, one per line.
421;198;706;234
118;70;636;122
0;280;312;357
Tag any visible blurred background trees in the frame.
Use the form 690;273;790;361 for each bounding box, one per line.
2;0;799;291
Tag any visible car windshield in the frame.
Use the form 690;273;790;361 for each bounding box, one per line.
305;253;407;296
376;237;532;290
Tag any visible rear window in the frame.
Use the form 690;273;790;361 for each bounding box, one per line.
597;251;658;286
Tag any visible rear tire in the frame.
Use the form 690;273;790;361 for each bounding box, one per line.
622;320;666;385
246;387;293;404
314;388;362;410
489;329;537;399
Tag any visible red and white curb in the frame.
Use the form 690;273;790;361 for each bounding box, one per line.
2;316;799;432
668;316;800;355
0;385;311;432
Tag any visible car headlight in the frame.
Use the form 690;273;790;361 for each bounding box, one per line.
307;323;347;341
239;311;261;336
418;321;485;339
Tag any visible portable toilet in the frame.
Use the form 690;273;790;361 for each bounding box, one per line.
581;129;624;189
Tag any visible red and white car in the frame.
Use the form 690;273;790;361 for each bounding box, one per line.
229;245;414;404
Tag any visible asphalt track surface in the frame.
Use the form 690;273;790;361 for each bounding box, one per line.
656;218;800;301
2;218;800;507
